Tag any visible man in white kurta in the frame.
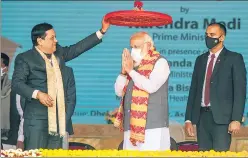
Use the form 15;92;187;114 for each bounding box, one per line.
114;32;171;151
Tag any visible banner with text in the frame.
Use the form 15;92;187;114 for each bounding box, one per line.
2;1;248;125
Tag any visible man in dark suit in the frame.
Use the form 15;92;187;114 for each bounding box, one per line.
62;66;76;149
185;23;246;151
11;17;110;150
12;66;76;150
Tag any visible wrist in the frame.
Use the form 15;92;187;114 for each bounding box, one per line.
37;91;41;100
100;28;106;34
120;71;126;76
185;120;192;123
233;120;241;124
127;69;133;74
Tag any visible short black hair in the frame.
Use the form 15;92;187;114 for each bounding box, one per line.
1;53;10;67
208;22;227;36
31;23;53;46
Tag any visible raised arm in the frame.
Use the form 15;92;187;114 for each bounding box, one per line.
58;17;110;62
128;58;170;94
57;32;102;62
114;75;127;97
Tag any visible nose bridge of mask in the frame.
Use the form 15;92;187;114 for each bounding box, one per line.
131;48;141;56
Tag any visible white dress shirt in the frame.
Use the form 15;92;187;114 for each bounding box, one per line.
114;58;170;96
185;47;223;123
32;30;104;99
114;57;171;150
16;94;24;142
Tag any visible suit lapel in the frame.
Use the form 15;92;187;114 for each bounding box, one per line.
200;52;209;83
56;55;61;68
54;50;62;68
33;47;46;68
211;47;227;80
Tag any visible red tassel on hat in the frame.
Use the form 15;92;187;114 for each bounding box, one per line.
134;0;143;10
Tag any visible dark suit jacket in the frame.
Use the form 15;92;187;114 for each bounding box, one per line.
62;66;76;135
185;47;247;125
12;32;101;120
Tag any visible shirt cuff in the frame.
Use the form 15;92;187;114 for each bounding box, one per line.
32;90;39;99
128;70;136;78
96;30;103;39
17;135;24;142
185;120;191;123
117;74;127;83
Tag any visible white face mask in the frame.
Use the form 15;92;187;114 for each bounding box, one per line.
1;67;6;77
131;48;143;65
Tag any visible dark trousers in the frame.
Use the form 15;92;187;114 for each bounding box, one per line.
196;107;231;151
24;119;62;150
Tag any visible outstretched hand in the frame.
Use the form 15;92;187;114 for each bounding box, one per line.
101;16;110;33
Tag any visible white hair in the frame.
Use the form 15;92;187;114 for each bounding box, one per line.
143;33;154;47
131;32;154;47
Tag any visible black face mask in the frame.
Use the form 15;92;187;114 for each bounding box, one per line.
205;36;221;49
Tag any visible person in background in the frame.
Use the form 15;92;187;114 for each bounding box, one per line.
185;23;246;151
1;53;11;140
15;94;24;150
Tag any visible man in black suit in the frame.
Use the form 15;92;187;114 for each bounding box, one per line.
185;23;246;151
12;17;110;150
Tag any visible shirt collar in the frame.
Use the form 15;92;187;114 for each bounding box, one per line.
35;46;52;59
209;47;224;59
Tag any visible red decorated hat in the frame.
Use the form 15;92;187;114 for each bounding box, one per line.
104;0;173;27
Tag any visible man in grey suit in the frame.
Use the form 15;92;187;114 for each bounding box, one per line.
185;23;246;151
1;53;11;138
12;17;110;150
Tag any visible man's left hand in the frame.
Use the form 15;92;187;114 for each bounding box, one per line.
123;49;133;73
101;16;110;33
228;121;241;135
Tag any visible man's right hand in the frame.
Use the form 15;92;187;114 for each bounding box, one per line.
185;122;195;137
37;91;53;107
16;141;24;150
